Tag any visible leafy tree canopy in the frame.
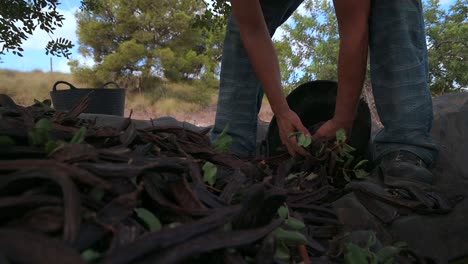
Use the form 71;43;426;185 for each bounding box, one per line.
0;0;73;58
71;0;225;88
273;0;467;94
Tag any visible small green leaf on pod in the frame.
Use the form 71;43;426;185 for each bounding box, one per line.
273;228;307;245
135;208;162;232
285;217;306;230
45;140;63;155
286;173;298;181
70;127;87;144
367;232;377;248
202;162;217;186
305;172;319;181
213;124;233;153
288;131;301;138
354;169;369;179
298;133;312;148
81;249;101;262
376;246;401;263
277;206;289;219
345;243;372;264
336;128;347;143
35;118;52;131
274;242;290;261
0;135;15;146
354;159;369;170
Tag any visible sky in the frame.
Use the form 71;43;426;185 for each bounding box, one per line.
0;0;457;74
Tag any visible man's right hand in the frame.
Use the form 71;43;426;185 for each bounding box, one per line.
276;109;311;157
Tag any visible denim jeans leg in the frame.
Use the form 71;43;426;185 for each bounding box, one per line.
369;0;439;166
211;0;304;158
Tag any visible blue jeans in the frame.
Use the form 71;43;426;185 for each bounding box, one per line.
211;0;439;166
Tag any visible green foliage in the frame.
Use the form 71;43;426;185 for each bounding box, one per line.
70;127;87;144
213;125;233;153
275;0;466;94
425;0;468;94
345;233;406;264
72;0;225;90
274;205;308;262
28;118;89;155
0;0;73;58
289;132;313;148
81;249;102;262
202;162;217;186
134;208;162;232
29;118;53;146
274;0;339;86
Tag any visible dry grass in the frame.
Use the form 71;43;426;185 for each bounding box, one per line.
0;69;90;105
0;69;216;115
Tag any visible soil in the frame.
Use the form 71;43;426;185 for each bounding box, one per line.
125;103;275;127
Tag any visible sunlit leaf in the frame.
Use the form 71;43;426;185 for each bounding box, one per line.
277;206;289;219
135;208;162;232
202;162;217;186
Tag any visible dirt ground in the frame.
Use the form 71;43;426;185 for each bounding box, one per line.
126;102;275;127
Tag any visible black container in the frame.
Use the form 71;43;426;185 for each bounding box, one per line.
266;80;371;158
50;81;126;116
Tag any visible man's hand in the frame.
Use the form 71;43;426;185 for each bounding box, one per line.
312;118;352;141
276;110;310;157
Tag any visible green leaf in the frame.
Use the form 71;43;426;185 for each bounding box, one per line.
45;140;63;155
354;169;369;179
277;206;289;219
354;160;369;170
286;173;299;181
213;125;232;153
273;228;307;245
29;118;53;146
345;243;372;264
305;172;319;181
367;232;377;248
202;162;217;186
298;133;312;148
285;217;306;230
336;128;347;143
134;208;162;232
81;249;101;262
376;246;400;263
274;242;290;261
0;135;15;146
35;118;52;131
288;132;301;139
70;127;87;144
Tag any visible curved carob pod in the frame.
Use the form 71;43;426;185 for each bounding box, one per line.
0;229;84;264
0;159;112;191
73;188;142;251
103;205;242;264
142;219;283;264
0;169;81;243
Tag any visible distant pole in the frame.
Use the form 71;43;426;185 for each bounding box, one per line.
50;57;53;72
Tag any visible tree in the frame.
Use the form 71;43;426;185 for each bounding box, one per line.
72;0;225;89
425;0;467;94
274;0;467;94
274;0;339;89
0;0;73;58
